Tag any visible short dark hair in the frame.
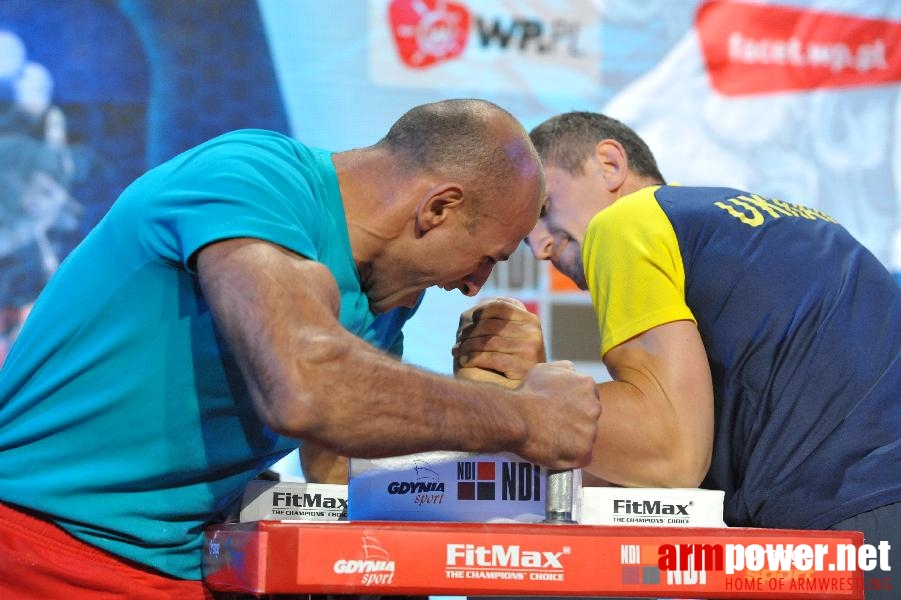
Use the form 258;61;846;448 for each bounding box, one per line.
529;111;665;183
378;99;542;229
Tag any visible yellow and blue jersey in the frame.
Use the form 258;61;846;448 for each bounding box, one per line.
584;185;901;529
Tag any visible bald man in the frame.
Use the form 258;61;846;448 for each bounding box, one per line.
0;100;600;598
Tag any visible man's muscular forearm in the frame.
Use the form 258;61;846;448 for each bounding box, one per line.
198;239;600;470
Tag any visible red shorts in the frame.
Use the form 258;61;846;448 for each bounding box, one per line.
0;501;213;599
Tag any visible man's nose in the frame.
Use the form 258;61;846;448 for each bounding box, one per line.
526;225;552;260
460;261;494;296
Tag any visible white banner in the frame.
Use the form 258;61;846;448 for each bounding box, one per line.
367;0;602;97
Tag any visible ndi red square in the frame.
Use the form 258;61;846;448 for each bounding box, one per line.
477;461;495;480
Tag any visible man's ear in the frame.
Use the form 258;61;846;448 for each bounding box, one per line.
416;183;464;235
593;139;628;192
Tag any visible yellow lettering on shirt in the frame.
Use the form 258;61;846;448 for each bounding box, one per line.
715;194;837;227
714;198;764;226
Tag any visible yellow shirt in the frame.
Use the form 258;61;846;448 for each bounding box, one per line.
582;185;695;356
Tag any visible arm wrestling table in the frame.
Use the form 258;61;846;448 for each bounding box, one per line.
202;520;865;599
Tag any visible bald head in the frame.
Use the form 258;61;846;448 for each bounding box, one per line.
377;99;544;227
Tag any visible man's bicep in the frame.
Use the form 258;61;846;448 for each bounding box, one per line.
195;238;343;427
196;237;340;327
604;320;714;478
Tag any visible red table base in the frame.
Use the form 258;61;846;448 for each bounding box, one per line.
203;521;865;599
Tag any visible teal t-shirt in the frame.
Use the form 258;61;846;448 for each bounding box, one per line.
0;129;416;579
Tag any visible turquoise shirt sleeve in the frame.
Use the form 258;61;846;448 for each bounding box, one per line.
120;129;331;271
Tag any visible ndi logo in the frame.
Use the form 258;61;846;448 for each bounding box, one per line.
456;460;541;501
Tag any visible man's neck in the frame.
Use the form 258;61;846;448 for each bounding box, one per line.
332;147;408;273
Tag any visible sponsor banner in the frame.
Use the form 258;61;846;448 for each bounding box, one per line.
582;486;724;527
697;0;901;95
203;520;869;597
238;480;348;522
367;0;602;95
348;451;566;522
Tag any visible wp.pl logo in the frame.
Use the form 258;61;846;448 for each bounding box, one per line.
388;0;470;68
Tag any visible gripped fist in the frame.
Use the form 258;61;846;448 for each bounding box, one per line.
453;297;546;384
516;360;601;470
455;365;520;389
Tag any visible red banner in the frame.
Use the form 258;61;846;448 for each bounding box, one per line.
696;0;901;95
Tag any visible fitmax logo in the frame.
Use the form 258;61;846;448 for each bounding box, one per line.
613;499;691;515
387;0;586;69
447;544;565;568
272;492;347;509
